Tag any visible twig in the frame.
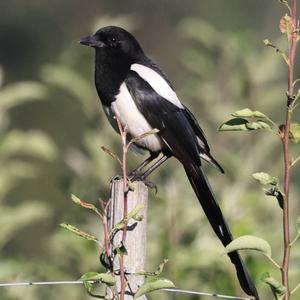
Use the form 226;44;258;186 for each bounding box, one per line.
265;254;281;269
281;1;298;299
289;232;300;247
291;155;300;167
291;281;300;295
101;198;112;266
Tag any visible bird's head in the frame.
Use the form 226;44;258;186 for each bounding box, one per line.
79;26;144;61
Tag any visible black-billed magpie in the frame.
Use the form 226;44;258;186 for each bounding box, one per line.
80;26;259;299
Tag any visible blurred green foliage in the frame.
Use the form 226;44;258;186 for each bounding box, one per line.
0;1;299;300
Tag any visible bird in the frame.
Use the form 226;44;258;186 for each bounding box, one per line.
80;25;259;299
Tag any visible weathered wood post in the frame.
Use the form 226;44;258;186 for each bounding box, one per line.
108;178;148;300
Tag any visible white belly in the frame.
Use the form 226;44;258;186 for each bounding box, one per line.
103;83;163;153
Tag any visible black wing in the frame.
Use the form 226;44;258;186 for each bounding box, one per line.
125;70;201;166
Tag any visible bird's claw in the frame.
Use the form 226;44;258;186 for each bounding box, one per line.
129;174;158;193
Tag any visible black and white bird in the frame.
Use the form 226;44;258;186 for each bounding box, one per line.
80;26;259;299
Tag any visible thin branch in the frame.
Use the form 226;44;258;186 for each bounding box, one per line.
291;155;300;167
281;1;298;299
291;281;300;295
265;255;281;269
289;232;300;247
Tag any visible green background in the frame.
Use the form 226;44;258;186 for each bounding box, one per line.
0;1;299;299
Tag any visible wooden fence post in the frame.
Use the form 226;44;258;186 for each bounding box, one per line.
108;178;148;300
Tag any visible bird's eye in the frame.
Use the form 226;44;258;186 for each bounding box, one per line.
108;37;118;47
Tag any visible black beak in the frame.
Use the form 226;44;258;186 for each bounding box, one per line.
79;35;106;48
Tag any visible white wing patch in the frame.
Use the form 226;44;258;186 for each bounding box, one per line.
108;83;163;153
131;63;184;109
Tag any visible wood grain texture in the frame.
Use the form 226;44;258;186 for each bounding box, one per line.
108;179;148;300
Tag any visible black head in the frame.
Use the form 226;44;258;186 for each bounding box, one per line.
79;26;144;61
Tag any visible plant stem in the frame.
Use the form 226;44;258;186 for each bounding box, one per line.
281;1;298;299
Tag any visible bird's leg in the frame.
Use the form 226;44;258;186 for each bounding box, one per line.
130;154;170;190
128;152;159;177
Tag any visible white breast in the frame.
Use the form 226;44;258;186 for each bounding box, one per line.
105;83;163;153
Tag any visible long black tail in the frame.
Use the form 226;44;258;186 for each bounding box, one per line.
184;163;259;300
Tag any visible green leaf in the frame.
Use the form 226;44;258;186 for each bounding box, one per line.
127;204;144;221
113;204;144;230
60;223;98;243
252;172;278;186
218;118;249;131
261;272;286;300
232;108;267;118
225;235;272;257
253;173;284;209
289;123;300;143
245;121;271;130
71;194;100;214
134;278;175;299
80;272;116;287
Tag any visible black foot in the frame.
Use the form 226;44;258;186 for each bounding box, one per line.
129;174;158;192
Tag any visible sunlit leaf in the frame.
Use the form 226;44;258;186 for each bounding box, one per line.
113;204;144;230
71;194;100;214
127;204;144;221
225;235;272;257
60;223;98;243
261;272;286;300
80;272;116;287
231;108;267;118
134;278;175;299
245;121;271;130
252;172;278;186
